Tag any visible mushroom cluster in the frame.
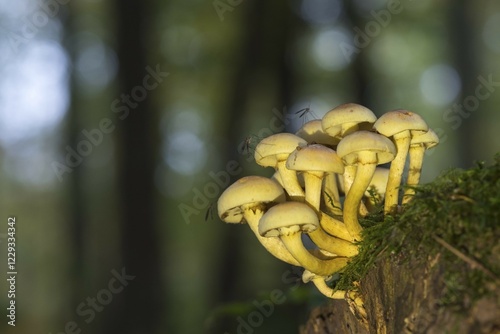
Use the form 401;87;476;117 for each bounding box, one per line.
217;103;439;303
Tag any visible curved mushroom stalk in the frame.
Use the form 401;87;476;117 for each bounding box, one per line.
302;270;346;299
320;212;354;242
343;163;377;241
307;228;359;257
383;133;411;212
280;234;349;276
242;207;300;266
259;202;350;276
403;129;439;204
337;131;396;241
323;173;343;216
275;160;305;200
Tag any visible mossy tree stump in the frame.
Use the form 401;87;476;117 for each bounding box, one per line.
301;156;500;334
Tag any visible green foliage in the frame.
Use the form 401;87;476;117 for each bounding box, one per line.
335;154;500;311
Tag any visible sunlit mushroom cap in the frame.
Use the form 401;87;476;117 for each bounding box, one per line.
217;176;286;224
254;133;307;167
373;110;428;137
296;120;339;146
410;128;439;148
259;202;319;237
321;103;377;136
337;131;396;165
286;144;344;174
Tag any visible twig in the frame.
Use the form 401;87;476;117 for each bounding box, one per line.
432;235;500;285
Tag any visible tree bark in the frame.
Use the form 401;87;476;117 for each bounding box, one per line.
106;0;164;333
300;251;500;334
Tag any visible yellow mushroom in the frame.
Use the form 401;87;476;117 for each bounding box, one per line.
373;110;428;213
403;128;439;204
217;176;300;266
254;133;307;200
337;131;396;241
259;202;349;276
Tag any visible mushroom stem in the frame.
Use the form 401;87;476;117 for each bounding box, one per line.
243;208;300;266
309;278;346;299
303;172;324;212
276;160;305;200
307;229;359;257
343;165;369;215
323;173;342;215
384;134;411;213
344;162;377;241
402;144;425;204
280;234;349;276
343;165;357;195
320;213;355;242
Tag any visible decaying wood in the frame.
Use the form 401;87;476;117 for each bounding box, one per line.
300;251;500;334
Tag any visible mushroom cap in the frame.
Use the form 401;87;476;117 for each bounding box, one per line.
217;176;286;223
296;120;340;146
337;131;396;165
410;128;439;148
373;110;429;138
254;133;307;167
365;167;390;197
259;202;319;237
286;144;345;174
322;103;377;135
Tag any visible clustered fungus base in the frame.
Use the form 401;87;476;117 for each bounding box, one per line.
217;103;439;321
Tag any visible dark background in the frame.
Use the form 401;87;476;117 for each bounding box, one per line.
0;0;499;333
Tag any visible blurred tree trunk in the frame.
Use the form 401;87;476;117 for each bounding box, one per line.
344;1;372;107
210;1;300;332
449;0;478;167
300;253;500;333
215;0;295;305
61;3;86;318
105;0;164;333
214;0;264;306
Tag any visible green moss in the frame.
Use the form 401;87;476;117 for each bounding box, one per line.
334;153;500;311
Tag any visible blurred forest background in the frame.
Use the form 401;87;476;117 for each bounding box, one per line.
0;0;499;333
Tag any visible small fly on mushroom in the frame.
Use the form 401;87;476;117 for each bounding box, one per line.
204;202;216;222
295;104;319;124
240;134;274;160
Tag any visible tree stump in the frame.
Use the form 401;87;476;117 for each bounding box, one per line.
300;251;500;334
